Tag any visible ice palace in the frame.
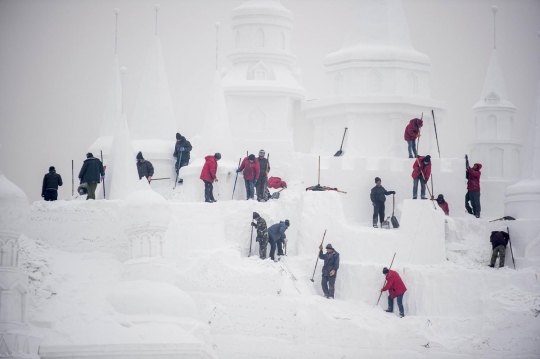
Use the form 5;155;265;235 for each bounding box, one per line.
1;0;540;358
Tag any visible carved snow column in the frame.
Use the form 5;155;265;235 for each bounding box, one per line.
0;149;42;358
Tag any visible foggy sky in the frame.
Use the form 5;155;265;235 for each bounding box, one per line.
1;0;539;202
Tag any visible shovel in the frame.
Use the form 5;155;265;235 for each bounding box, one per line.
271;188;285;199
334;128;348;157
391;194;400;228
489;216;516;223
310;230;327;282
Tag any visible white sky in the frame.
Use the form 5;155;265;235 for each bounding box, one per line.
1;0;539;201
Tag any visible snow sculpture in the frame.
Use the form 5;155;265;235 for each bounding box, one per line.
304;0;446;157
106;180;216;358
468;50;522;217
130;29;178;180
0;147;42;358
504;75;540;266
104;114;140;200
222;0;306;161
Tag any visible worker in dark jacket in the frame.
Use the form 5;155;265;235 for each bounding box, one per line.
173;133;193;184
136;152;154;182
404;118;423;158
42;166;63;201
268;220;289;261
318;243;340;299
78;153;104;200
251;212;268;259
370;177;395;228
436;194;449;216
465;155;482;218
381;267;407;317
489;229;510;268
256;149;270;202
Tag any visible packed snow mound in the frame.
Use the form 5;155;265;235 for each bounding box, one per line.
0;160;30;237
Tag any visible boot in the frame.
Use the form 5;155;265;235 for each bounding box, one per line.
399;313;405;318
488;264;494;268
373;223;378;228
385;309;393;313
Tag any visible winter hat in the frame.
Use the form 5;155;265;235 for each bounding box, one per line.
326;243;333;249
176;132;181;140
285;219;290;227
248;154;256;161
214;153;221;160
136;151;144;160
375;177;381;183
474;163;482;170
253;212;260;219
436;194;445;203
86;152;93;158
382;267;389;274
49;166;55;172
423;155;431;163
259;149;265;157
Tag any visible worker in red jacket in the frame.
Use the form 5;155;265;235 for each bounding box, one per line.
237;154;260;200
465;155;482;218
381;267;407;318
411;155;431;199
436;194;449;216
404;118;423;158
200;153;221;203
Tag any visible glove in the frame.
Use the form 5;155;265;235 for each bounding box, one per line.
372;202;376;206
101;176;105;182
251;222;257;228
329;270;335;276
180;147;185;151
389;191;396;195
236;169;240;174
253;179;257;185
319;244;323;250
416;134;421;138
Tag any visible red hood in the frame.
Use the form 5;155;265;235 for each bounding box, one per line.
205;155;215;161
410;118;423;127
474;163;482;170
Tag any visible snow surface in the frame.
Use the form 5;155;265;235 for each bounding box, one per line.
21;183;540;358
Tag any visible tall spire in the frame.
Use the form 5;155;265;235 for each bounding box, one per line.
492;5;498;50
473;50;515;109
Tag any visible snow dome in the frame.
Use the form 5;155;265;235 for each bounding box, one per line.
0;148;30;242
231;0;292;19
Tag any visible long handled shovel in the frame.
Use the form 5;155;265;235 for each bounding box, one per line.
232;157;241;199
415;113;423;157
432;110;441;159
489;216;516;223
310;229;327;282
376;253;396;305
507;226;516;270
71;160;74;197
248;222;254;257
334;127;348;157
391;194;400;228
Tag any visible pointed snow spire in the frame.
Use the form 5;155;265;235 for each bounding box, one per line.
473;50;515;109
199;71;234;159
131;5;177;141
105;67;140;200
88;8;122;159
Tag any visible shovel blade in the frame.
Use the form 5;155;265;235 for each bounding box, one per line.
334;150;343;157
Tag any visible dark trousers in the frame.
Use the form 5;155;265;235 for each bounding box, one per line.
465;191;481;217
44;189;58;201
257;236;268;259
245;180;255;199
269;240;276;260
203;180;215;202
269;239;284;260
407;141;417;157
321;275;337;298
490;245;506;267
373;201;385;226
256;176;268;201
87;182;98;200
388;294;404;315
412;176;426;199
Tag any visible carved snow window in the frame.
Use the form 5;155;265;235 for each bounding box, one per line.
255;68;266;81
248;61;274;81
487;114;497;138
255;29;265;48
368;69;382;93
334;73;344;95
408;72;418;94
485;92;500;105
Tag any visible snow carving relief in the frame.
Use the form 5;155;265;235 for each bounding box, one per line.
487;114;498;138
485;91;500;105
0;238;18;267
255;28;265;48
0;281;27;323
128;230;164;259
408;72;418;95
368;69;382;93
248;61;274;81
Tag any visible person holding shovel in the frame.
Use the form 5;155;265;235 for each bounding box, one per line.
256;149;270;202
370;177;396;228
173;133;192;184
381;267;407;318
411;155;431;200
318;243;340;299
489;228;510;268
251;212;268;260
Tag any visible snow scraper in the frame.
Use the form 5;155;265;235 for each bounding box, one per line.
334;127;348;157
310;229;327;282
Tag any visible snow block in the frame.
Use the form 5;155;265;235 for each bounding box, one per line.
400;199;447;265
